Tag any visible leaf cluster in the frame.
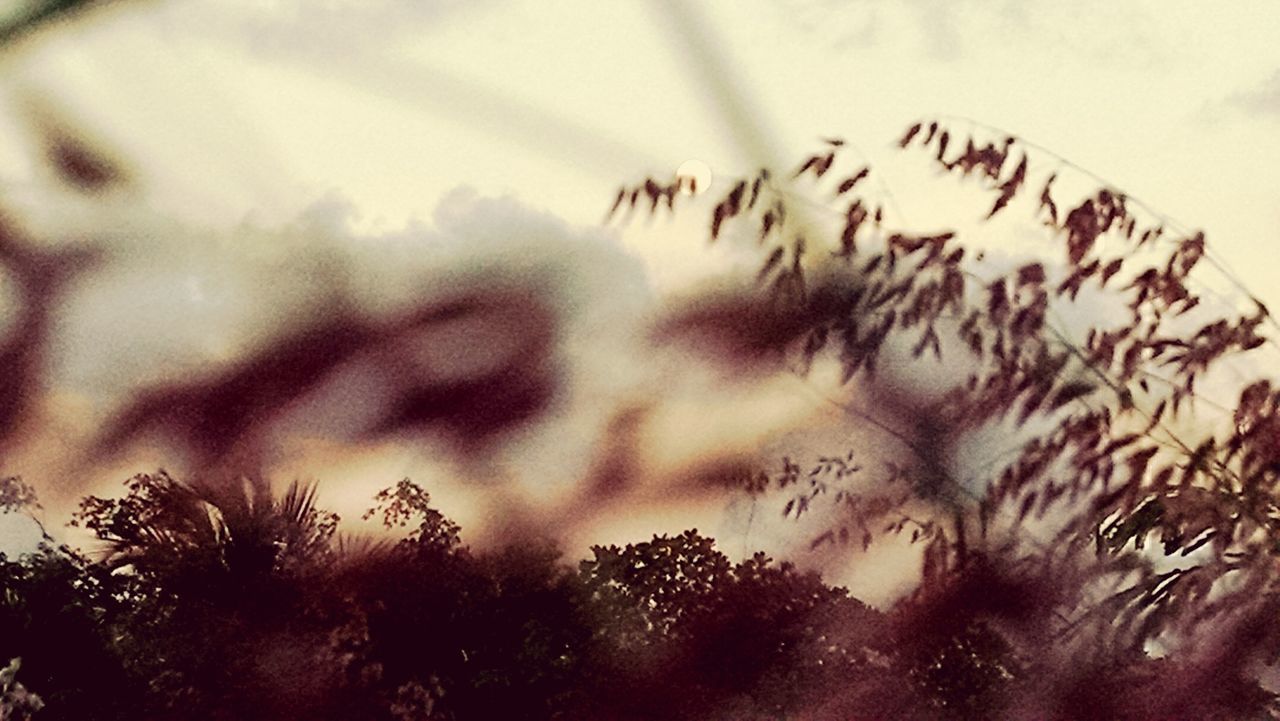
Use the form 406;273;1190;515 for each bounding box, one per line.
611;119;1280;715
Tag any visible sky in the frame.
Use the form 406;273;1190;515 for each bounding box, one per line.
1;0;1279;604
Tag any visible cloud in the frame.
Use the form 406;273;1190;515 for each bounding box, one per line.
1228;70;1280;119
784;0;1166;66
167;0;499;58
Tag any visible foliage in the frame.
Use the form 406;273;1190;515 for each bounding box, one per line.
0;658;44;721
611;120;1280;716
72;471;338;591
361;477;461;553
64;472;347;719
0;546;142;721
0;478;39;516
0;474;1067;719
577;531;902;720
3;120;1276;718
2;0;1271;712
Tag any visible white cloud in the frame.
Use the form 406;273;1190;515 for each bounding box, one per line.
780;0;1165;66
1229;70;1280;119
184;0;498;58
0;513;44;557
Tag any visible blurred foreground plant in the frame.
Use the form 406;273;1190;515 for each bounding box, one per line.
612;120;1280;717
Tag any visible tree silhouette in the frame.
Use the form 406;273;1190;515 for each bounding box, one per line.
67;473;347;720
1;658;44;721
4;471;1110;719
0;482;142;721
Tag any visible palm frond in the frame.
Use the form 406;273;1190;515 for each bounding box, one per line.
278;480;319;530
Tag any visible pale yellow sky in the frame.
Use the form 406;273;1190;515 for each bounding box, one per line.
8;2;1279;257
5;2;1279;281
2;1;1279;603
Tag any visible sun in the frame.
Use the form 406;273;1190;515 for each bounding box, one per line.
675;159;712;195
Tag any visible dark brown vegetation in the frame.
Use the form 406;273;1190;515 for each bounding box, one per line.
3;473;1031;720
4;3;1280;716
609;120;1280;718
4;119;1280;717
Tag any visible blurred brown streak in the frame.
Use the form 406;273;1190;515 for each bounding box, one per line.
23;92;134;195
47;131;124;192
1;110;129;456
370;292;559;454
0;215;98;455
578;403;649;505
550;396;769;547
651;279;862;374
91;286;561;477
652;273;978;559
